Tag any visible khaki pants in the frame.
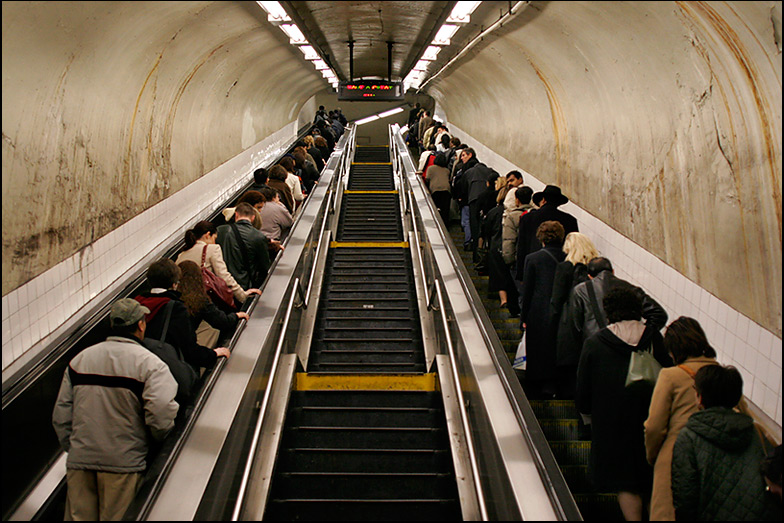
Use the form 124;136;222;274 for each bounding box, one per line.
65;469;143;521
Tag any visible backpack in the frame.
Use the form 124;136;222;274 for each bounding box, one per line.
142;300;198;405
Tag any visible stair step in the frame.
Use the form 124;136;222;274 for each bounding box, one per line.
264;498;461;521
286;426;446;449
277;448;454;473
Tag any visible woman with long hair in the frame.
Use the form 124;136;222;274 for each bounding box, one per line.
175;221;261;306
552;232;600;397
644;317;718;520
177;261;249;348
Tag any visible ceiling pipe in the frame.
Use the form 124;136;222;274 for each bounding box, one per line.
387;41;394;82
417;1;530;92
348;40;355;81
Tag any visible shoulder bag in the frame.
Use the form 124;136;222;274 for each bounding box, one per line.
143;300;198;405
200;245;236;311
625;340;662;388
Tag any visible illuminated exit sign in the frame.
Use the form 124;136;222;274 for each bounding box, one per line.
338;80;404;101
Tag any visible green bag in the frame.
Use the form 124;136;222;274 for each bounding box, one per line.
625;345;662;387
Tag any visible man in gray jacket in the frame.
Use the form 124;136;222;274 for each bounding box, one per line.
53;298;178;520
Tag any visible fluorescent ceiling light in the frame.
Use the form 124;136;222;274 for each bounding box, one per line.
413;60;430;72
432;24;460;45
280;23;307;45
447;1;481;23
421;46;442;61
378;107;405;118
257;1;291;22
313;59;329;70
322;69;336;79
298;45;320;60
355;115;380;125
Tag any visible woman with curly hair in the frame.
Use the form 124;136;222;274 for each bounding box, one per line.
177;261;248;349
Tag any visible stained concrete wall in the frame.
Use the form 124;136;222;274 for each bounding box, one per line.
2;1;781;341
1;1;328;296
429;1;782;337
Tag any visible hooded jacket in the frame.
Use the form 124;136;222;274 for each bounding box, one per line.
671;407;778;521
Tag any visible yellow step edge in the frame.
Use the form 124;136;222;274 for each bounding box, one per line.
344;190;398;194
351;162;392;165
330;241;409;248
296;373;439;391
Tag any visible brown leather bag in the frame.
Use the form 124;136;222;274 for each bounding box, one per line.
201;245;236;311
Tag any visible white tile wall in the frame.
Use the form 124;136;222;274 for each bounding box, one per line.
1;121;299;384
450;122;783;428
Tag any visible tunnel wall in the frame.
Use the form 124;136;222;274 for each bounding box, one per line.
1;1;327;297
428;1;782;339
446;119;781;426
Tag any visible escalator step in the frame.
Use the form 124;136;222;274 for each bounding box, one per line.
265;498;461;521
277;448;454;473
271;472;457;499
285;426;446;449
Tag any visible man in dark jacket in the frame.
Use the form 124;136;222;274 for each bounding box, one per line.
217;202;271;289
458;148;494;262
515;185;579;280
569;257;668;354
672;365;778;521
135;259;230;371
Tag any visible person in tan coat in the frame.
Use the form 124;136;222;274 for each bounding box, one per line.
644;317;717;520
175;221;261;306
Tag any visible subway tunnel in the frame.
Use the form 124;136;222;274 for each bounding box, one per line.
2;0;782;520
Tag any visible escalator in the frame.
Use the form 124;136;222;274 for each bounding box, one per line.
264;145;462;520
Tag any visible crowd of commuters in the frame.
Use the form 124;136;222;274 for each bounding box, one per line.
51;104;779;520
49;107;347;520
406;104;781;521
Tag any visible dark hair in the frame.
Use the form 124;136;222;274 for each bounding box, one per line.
260;187;278;202
695;365;743;409
506;170;523;182
427;144;437;152
253;167;268;185
291;150;306;167
664;317;718;364
268;165;288;181
112;321;142;337
455;143;467;150
450;137;462;147
587;257;613;277
440;134;451;148
536;220;565;245
238;190;265;208
462;147;475;158
515;186;533;205
177;261;209;315
603;286;643;323
433;153;448;168
184;221;217;249
147;258;181;289
314;136;327;147
234;202;256;219
278;157;295;173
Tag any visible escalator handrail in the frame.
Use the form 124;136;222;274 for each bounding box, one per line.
231;277;301;521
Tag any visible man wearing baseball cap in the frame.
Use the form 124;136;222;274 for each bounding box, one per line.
52;298;178;520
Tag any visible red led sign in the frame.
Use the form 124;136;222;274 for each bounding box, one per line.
338;80;403;101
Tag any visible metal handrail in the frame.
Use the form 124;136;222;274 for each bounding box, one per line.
304;189;332;308
434;279;489;520
231;277;301;521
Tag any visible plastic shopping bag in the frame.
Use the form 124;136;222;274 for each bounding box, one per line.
512;330;526;370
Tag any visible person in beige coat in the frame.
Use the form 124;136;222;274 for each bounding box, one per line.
644;317;717;520
176;221;261;306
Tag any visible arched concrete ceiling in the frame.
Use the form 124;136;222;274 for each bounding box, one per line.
428;1;782;336
2;1;781;338
2;0;329;295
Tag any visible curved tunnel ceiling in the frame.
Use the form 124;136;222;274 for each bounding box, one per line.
2;1;782;338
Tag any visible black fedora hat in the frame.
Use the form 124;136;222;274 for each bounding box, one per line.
532;185;569;206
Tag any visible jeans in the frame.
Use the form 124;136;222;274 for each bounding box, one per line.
460;205;471;246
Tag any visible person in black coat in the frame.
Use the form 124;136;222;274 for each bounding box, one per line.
515;185;579;280
482;201;520;316
134;259;230;372
520;221;567;398
576;286;673;521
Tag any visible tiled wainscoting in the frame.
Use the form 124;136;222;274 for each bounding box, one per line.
2;121;299;382
449;123;782;427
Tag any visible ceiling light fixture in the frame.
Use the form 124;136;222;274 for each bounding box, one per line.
298;45;320;60
421;46;442;61
378;107;405;118
313;59;329;70
446;1;482;23
256;1;291;22
280;23;308;45
413;60;429;72
432;24;460;46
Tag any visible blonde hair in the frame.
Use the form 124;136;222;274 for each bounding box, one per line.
563;232;599;265
303;135;315;147
495;176;508;203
